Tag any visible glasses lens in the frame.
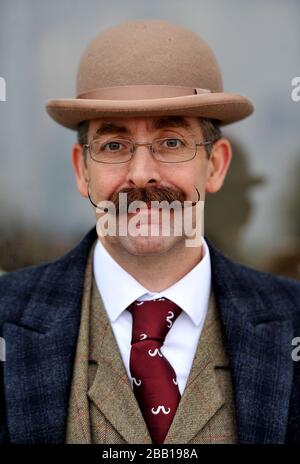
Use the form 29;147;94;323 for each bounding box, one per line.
152;137;196;162
91;139;133;163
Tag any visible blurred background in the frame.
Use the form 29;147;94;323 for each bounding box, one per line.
0;0;300;278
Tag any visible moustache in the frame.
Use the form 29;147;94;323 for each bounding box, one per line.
88;184;200;212
109;186;186;213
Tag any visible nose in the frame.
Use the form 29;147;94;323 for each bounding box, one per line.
125;143;162;188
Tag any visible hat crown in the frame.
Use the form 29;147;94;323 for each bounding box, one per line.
76;20;223;96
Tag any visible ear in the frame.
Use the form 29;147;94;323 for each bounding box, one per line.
71;143;89;198
205;138;232;193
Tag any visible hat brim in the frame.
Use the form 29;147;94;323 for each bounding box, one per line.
46;92;254;130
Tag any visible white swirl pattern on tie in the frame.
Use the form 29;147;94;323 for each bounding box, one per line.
132;377;142;386
148;348;163;357
166;311;175;328
151;406;171;415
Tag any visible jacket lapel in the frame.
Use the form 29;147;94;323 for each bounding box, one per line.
3;228;98;443
164;291;227;444
87;278;152;444
206;238;294;444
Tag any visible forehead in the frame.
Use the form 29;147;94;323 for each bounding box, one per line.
88;115;201;137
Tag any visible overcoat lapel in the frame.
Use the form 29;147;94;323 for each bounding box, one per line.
2;228;97;443
207;238;294;444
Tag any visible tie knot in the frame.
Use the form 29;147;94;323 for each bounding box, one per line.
127;297;182;345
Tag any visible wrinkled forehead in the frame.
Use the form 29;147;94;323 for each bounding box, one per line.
88;115;201;139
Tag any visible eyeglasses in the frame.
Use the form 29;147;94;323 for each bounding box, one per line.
83;136;217;164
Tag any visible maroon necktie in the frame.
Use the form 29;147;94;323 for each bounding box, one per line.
127;297;182;444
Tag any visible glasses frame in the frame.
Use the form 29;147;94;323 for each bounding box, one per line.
83;137;218;164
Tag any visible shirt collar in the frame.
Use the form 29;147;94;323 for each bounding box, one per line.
93;237;211;326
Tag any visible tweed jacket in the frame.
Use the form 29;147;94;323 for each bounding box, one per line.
65;246;236;444
0;227;300;444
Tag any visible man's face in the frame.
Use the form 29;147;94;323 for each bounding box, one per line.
72;115;231;257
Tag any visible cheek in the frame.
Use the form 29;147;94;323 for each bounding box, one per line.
167;163;204;190
89;166;123;198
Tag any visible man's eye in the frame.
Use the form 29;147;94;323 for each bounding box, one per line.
162;138;184;149
103;141;124;151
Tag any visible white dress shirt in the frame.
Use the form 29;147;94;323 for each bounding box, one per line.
93;237;211;396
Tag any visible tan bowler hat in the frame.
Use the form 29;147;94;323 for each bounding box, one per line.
46;19;254;130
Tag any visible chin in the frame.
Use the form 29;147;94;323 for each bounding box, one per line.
116;234;183;256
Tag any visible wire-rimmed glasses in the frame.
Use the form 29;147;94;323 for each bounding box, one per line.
83;136;217;164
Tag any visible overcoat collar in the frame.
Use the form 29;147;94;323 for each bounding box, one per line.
3;228;294;443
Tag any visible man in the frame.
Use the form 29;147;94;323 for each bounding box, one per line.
0;19;300;444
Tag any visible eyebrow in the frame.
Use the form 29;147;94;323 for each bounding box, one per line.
153;116;192;131
92;116;193;139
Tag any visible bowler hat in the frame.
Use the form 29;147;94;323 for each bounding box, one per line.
46;19;254;130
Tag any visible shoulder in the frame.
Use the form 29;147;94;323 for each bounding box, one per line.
0;227;97;325
230;256;300;295
0;262;51;325
206;237;300;322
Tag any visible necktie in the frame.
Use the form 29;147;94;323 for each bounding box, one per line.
127;297;182;444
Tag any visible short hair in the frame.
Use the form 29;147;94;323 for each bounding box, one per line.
77;117;222;159
197;118;222;157
77;120;90;147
